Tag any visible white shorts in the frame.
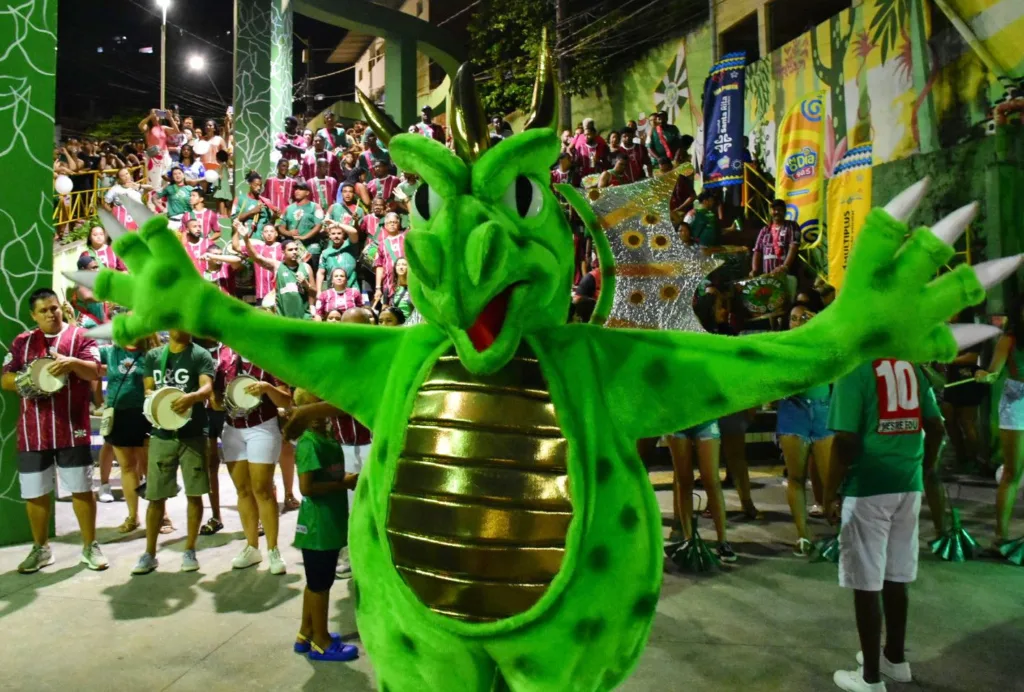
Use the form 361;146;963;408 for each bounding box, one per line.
839;492;921;592
222;418;283;465
343;443;371;511
18;448;93;499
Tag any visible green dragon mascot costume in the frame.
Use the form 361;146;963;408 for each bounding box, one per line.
74;38;1015;692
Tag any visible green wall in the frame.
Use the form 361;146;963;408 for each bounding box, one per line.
0;0;58;545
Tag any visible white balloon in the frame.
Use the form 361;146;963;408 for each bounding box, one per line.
193;140;211;156
996;464;1004;483
204;170;220;185
54;175;73;195
269;150;282;164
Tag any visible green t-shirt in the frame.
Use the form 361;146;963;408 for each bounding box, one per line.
276;261;312;319
100;345;147;410
283;201;325;254
328;202;364;226
690;208;721;247
159;183;193;218
142;343;216;440
828;360;941;497
233;194;275;232
293;430;349;551
320;244;358;287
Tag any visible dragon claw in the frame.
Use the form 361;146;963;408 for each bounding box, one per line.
97;208;129;242
950;324;1003;351
931;202;977;246
883;177;930;223
974;254;1024;290
121;198;156;225
85;322;115;341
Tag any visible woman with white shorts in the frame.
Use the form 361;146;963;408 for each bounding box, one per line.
219;347;293;574
976;301;1024;554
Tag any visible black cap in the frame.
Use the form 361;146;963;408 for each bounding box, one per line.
77;253;97;270
421;105;433;113
294;180;310;191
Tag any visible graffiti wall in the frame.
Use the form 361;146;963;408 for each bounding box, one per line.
745;0;1024;178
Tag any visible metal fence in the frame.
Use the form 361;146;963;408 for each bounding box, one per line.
53;166;145;230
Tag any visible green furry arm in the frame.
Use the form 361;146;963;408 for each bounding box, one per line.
555;183;615;324
91;215;401;425
576;206;985;439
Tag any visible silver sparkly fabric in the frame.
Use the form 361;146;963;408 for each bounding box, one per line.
584;172;722;333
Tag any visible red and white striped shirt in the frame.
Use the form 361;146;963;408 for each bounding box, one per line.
181;208;221;239
315;288;364;318
216;347;282;429
244;240;285;300
360;214;384;247
2;326;99;452
331;413;371;446
367;175;400;202
306;176;339;208
275;133;307;162
183;237;215;277
112;205;139;231
373;232;407;297
620;144;650;183
85;245;126;272
301;150;339;181
265;176;297;214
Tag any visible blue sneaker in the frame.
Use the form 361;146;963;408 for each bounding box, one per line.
294;633;342;654
308;640;359;662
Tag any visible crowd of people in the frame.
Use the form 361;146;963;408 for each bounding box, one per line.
32;101;1024;683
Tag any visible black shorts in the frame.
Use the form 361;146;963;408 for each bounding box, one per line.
106;407;152;448
302;548;340;592
205;409;225;440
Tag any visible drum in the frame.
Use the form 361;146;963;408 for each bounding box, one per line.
143;386;192;431
581;173;601;189
359;242;378;275
14;358;67;398
737;275;787;317
225;375;262;419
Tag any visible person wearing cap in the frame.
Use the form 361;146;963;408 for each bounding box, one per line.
279;180;326;274
412;105;445;143
68;254;109;328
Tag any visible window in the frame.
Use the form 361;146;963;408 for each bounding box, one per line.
416;0;423;16
768;0;852;51
720;12;760;64
358;69;363;82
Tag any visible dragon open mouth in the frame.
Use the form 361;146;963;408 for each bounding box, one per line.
466;286;513;352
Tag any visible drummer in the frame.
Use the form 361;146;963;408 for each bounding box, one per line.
132;330;216;575
2;288;107;573
750;199;800;298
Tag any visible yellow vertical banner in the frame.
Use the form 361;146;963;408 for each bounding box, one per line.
827;144;873;290
775;90;827;248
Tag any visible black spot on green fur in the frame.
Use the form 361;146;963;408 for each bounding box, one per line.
376;437;388;464
620;506;639;532
153;265;181;289
642;361;662;387
351;579;360;609
513;656;535;675
858;329;891;353
588;545;610;572
399;633;417;654
595;458;612;484
632;593;658;619
284;333;306;354
357;479;368;500
706;391;728;408
871;264;897;291
573;617;606;642
158;311;182;326
227;303;248;319
369;521;380;544
737;346;766;362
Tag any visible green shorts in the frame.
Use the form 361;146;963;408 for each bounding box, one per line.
146;436;210;500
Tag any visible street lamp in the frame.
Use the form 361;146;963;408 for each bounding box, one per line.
156;0;171;110
188;54;226;105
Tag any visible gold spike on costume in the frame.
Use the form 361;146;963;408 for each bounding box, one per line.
448;63;491;163
355;88;403;148
524;28;557;131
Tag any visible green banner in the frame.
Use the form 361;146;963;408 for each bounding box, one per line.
0;0;58;545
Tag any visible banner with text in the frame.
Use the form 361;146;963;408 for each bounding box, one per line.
827;144;873;290
776;90;826;248
701;52;745;189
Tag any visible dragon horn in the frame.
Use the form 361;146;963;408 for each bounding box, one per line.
449;62;490;163
524;27;558;131
355;88;403;148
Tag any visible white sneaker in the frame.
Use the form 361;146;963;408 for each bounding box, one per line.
268;548;286;575
834;668;887;691
232;545;262;570
856;651;912;683
97;484;114;503
181;549;200;572
336;548;352;579
81;541;109;571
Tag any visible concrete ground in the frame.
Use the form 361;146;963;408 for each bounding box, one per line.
0;464;1021;692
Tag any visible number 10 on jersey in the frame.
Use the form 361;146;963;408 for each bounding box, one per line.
873;359;922;434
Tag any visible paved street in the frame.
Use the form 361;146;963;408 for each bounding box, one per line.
0;465;1020;692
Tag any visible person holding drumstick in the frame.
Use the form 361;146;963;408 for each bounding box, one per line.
2;288;107;573
132;330;216;575
217;345;293;574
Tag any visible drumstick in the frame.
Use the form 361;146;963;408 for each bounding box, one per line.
944;378;984;388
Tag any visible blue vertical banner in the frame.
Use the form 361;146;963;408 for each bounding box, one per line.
701;52;746;189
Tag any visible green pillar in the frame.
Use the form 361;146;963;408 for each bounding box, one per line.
0;0;57;545
385;38;418;131
908;0;939;153
234;0;293;182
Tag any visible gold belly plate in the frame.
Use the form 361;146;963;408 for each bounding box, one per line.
386;345;571;622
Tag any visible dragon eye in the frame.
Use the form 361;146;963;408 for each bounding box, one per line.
503;175;543;219
414;183;442;221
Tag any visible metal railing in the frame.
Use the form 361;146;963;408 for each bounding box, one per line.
741;163;775;228
52;166;145;230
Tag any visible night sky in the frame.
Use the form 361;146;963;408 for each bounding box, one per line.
56;0;351;136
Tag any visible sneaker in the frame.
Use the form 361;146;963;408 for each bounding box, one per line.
308;639;359;662
81;542;109;571
232;545;263;570
294;632;342;654
181;549;200;572
268;548;287;575
97;483;115;503
716;542;738;563
17;544;54;574
794;537;814;557
809;504;825;518
335;555;352;579
132;552;158;575
833;668;886;691
855;651;912;683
